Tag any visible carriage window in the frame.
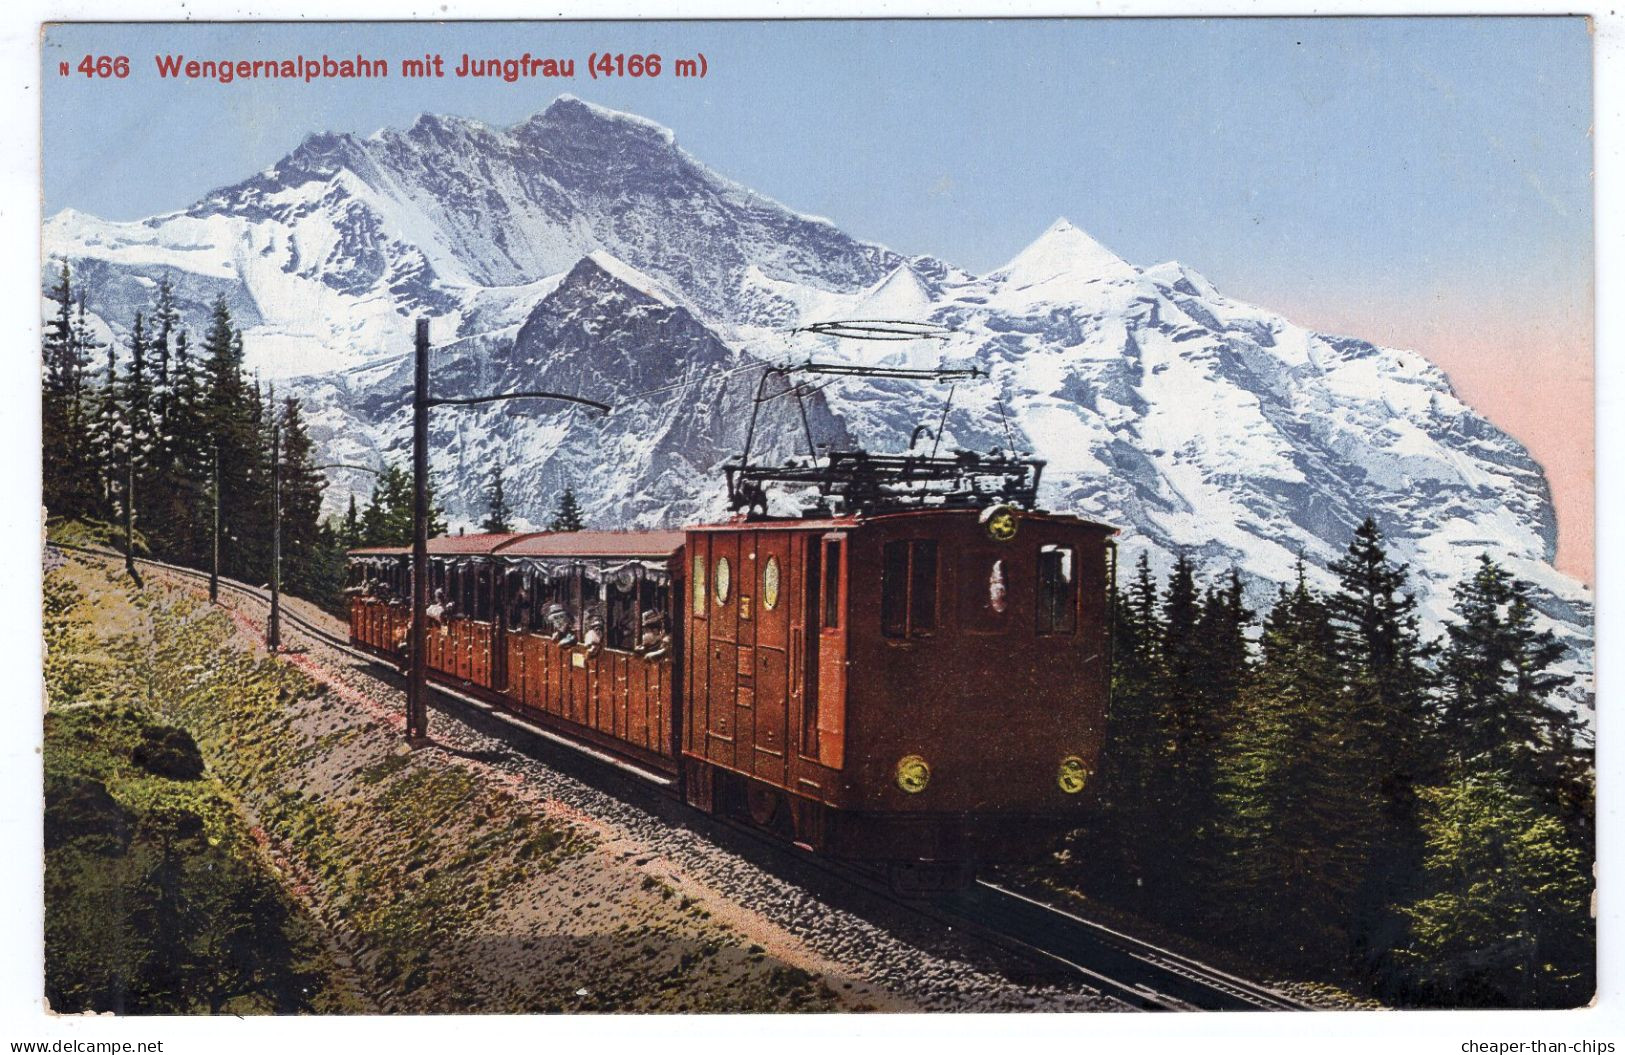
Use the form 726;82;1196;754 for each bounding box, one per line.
475;564;493;621
822;539;843;629
692;554;707;619
882;540;938;638
578;567;603;638
1038;544;1077;635
607;565;639;651
639;572;670;631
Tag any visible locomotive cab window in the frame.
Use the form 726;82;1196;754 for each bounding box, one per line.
881;539;938;639
821;538;843;629
691;554;707;620
963;556;1011;633
1037;544;1078;635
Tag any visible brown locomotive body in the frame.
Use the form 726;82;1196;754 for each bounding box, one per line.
347;506;1114;873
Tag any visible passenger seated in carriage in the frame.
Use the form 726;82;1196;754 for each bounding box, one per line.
425;587;455;633
636;609;670;660
542;602;577;646
581;614;606;657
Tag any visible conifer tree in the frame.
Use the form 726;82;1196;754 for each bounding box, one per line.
42;265;93;517
1329;519;1441;805
1094;551;1166;899
1397;770;1592;1007
481;461;513;533
1216;564;1378;964
1152;552;1221;879
358;462;446;546
1439;556;1579;797
89;308;123;519
548;484;584;532
125;312;153;482
1194;569;1251;722
274;397;325;598
150;276;179;439
341;494;361;549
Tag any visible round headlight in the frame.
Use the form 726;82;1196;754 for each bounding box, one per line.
1058;755;1089;794
896;755;931;794
980;504;1019;542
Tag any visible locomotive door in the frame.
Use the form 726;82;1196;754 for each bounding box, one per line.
750;532;791;785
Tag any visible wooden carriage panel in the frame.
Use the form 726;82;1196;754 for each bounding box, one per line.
589;654;610;736
457;621;474;681
653;658;670;755
626;655;647;748
473;623;492;688
612;653;632;741
569;649;589;727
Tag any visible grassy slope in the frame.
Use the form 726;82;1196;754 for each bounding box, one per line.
44;554;862;1013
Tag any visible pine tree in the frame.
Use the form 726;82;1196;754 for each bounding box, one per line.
1325;518;1445;976
1193;569;1251;723
163;329;209;565
548;484;584;532
149;276;179;439
1396;770;1592;1008
1329;519;1442;803
274;397;326;598
1093;551;1166;900
481;461;513;533
340;494;361;549
89;308;123;519
125;312;153;483
1439;556;1579;796
357;462;445;547
42;264;93;517
1216;564;1379;965
1153;554;1214;858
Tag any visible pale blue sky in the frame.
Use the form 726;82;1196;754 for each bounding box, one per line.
42;18;1591;301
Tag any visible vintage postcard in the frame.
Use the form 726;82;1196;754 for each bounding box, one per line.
26;13;1597;1030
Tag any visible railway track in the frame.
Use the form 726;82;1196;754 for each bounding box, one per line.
47;541;1317;1013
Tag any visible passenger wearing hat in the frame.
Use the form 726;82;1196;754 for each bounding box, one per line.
541;602;576;645
637;609;670;659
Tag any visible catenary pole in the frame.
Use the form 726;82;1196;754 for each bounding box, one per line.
209;444;220;603
269;422;282;651
409;319;430;742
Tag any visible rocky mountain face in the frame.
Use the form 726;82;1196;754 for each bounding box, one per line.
42;95;1593;709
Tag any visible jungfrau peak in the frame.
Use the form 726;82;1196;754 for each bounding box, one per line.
988;217;1141;302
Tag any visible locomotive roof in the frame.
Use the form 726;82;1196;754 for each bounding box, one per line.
684;507;1117;534
348;528;685;560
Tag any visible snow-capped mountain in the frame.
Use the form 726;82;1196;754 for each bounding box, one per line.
42;95;1593;710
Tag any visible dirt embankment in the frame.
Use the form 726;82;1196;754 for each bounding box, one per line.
45;554;905;1013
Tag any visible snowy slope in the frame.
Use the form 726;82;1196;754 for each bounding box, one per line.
41;95;1593;711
